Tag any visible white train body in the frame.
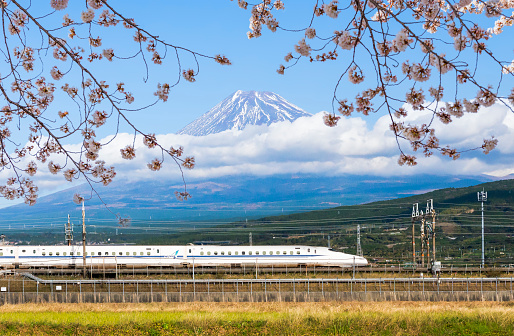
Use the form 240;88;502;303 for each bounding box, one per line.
0;245;368;268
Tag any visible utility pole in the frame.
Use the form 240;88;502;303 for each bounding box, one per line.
356;224;363;257
420;211;425;268
425;199;436;266
412;203;419;266
65;214;73;246
82;200;87;277
478;189;487;268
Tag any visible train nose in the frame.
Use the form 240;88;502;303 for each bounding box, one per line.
358;256;368;266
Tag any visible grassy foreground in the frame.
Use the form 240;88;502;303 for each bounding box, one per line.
0;302;512;335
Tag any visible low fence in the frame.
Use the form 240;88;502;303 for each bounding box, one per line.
0;274;511;303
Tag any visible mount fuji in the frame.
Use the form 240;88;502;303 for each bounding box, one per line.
178;90;311;136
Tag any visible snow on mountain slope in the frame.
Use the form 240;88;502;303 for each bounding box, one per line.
178;90;311;136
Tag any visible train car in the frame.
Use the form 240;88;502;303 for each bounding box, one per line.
0;244;368;268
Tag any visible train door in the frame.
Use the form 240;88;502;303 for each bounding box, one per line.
14;246;19;268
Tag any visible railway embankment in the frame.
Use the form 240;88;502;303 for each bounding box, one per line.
0;272;511;303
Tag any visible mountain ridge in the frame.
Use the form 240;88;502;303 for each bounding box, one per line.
178;90;311;136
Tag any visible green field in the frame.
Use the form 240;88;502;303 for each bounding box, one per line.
0;302;512;335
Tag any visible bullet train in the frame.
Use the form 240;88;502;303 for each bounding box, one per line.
0;244;368;268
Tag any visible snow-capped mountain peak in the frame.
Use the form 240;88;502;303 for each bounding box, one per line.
177;90;311;136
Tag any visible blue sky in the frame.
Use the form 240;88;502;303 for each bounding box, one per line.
77;0;514;134
1;1;514;208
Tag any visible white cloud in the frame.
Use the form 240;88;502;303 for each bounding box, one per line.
94;102;514;181
3;101;512;203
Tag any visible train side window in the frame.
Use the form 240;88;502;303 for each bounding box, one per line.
119;252;122;256
97;252;101;256
140;252;143;256
63;252;67;256
0;252;3;256
315;250;317;254
290;251;293;255
70;252;74;256
255;251;259;255
10;250;13;254
235;252;239;255
214;251;218;255
228;251;231;255
22;250;26;253
133;252;136;256
42;252;45;256
49;252;53;256
221;252;225;255
269;251;272;255
296;251;300;255
105;252;109;256
200;252;204;256
112;252;115;256
126;252;129;256
308;248;310;253
189;249;191;254
56;252;60;256
276;251;280;255
249;251;252;255
76;252;80;256
242;251;245;255
207;252;211;256
91;252;94;256
262;251;266;255
283;251;286;255
157;249;160;254
33;250;36;254
147;252;150;256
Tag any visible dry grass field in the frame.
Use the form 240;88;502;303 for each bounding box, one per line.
0;301;512;335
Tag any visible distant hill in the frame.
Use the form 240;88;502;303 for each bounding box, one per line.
0;174;497;232
177;90;311;136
